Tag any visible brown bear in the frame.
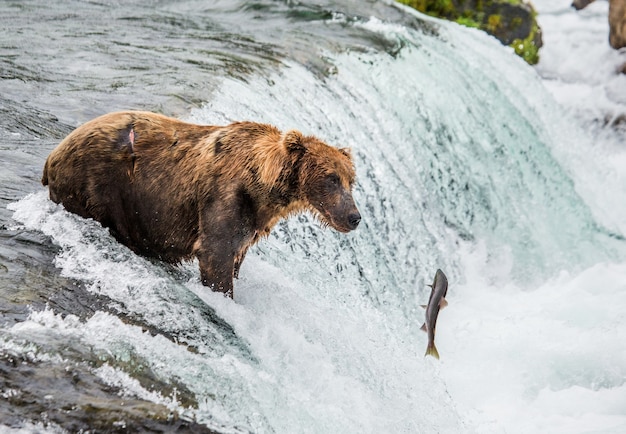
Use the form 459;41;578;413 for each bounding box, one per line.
42;111;361;297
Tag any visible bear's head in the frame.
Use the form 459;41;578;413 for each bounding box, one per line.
286;131;361;233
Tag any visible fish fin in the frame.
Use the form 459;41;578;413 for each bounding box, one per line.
420;323;427;332
425;343;440;359
439;298;448;309
420;304;427;309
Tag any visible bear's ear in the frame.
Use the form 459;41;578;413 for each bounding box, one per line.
284;130;306;154
339;147;352;158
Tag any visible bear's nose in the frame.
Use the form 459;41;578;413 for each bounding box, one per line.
347;212;361;230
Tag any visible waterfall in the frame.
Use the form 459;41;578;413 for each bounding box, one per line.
5;2;626;433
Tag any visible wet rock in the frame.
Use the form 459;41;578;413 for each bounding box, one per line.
398;0;543;64
0;351;220;433
608;0;626;49
572;0;626;50
571;0;596;10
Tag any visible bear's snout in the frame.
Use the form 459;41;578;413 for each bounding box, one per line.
320;189;360;233
347;212;361;230
326;197;360;233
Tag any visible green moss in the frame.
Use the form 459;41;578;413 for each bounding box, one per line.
434;0;455;15
512;6;540;65
512;28;540;65
397;0;541;65
486;14;502;33
455;16;481;28
398;0;454;17
398;0;431;12
510;16;523;30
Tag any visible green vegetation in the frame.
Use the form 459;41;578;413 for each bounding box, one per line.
398;0;542;65
512;21;540;64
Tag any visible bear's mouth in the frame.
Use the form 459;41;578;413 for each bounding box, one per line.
331;223;352;233
317;208;356;233
330;218;354;233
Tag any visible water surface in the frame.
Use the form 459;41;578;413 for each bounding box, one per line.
2;0;626;433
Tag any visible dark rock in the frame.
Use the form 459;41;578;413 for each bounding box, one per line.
609;0;626;49
572;0;596;11
572;0;626;50
398;0;543;64
0;350;219;433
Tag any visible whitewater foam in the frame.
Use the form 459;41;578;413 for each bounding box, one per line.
6;5;626;433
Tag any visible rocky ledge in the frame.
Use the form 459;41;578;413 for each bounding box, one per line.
398;0;543;64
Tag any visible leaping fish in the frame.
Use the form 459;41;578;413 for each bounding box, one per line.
421;269;448;359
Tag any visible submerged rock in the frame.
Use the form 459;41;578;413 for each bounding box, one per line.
398;0;543;64
0;350;219;433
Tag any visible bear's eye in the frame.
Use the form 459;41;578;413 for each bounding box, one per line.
326;174;340;188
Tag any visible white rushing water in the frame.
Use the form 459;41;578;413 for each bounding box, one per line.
7;1;626;433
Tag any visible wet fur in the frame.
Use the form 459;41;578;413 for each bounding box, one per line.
42;111;359;297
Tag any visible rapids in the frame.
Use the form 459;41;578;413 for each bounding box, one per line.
1;0;625;432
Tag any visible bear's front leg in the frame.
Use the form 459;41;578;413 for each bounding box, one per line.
197;249;235;297
196;196;252;298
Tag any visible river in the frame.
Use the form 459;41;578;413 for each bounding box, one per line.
1;0;625;433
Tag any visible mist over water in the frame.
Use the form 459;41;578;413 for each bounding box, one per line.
2;0;626;433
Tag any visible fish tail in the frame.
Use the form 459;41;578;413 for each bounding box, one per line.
425;342;440;359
